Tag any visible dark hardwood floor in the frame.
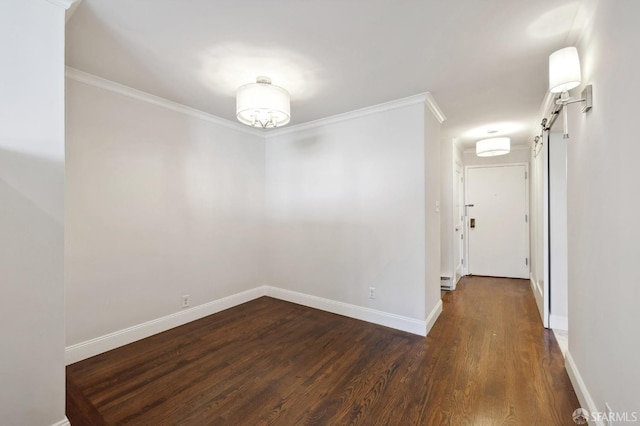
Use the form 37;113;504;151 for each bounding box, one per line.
67;276;579;425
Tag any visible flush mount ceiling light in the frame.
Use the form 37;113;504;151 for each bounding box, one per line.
476;137;511;157
236;76;290;129
549;46;592;138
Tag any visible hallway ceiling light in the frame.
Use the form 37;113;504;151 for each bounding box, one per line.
236;76;290;128
476;137;510;157
548;47;592;138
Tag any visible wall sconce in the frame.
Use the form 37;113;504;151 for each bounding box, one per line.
549;46;592;138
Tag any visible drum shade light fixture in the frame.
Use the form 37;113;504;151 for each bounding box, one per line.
476;137;511;157
548;47;592;138
549;46;582;94
236;76;290;129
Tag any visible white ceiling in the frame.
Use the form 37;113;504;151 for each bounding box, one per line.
66;0;588;148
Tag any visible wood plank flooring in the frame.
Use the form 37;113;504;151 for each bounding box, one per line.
67;276;579;425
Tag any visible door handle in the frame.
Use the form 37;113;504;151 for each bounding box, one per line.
470;218;476;228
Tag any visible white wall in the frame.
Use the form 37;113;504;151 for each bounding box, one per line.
565;0;640;416
65;79;265;346
0;0;67;424
265;100;436;324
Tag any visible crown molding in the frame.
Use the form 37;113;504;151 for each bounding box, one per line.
65;69;444;140
46;0;76;10
424;92;447;123
65;0;82;22
65;67;264;138
266;93;429;138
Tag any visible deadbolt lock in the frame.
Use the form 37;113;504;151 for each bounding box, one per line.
470;218;476;228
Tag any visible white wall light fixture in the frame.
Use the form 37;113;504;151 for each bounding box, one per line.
549;46;592;138
476;137;511;157
236;76;290;128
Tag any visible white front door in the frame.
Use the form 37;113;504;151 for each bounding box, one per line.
466;164;529;279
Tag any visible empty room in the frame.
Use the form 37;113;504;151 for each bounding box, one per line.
2;0;639;425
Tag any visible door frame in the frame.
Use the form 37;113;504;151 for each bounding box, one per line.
463;162;530;278
531;133;550;328
453;159;464;286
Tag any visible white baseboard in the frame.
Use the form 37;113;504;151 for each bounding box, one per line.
530;276;543;299
529;274;535;290
425;299;443;335
65;287;266;365
265;286;430;336
51;417;70;426
530;276;545;324
550;314;568;331
66;285;440;364
566;350;604;426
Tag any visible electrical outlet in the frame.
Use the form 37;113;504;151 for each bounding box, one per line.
182;294;190;309
368;287;376;299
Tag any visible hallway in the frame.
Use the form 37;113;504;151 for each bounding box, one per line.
67;276;578;425
430;276;578;424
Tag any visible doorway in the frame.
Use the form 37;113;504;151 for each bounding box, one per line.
465;164;530;279
547;132;569;332
530;129;569;333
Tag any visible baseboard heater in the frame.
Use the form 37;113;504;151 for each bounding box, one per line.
440;275;453;290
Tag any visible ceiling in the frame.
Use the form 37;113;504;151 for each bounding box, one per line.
65;0;588;148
